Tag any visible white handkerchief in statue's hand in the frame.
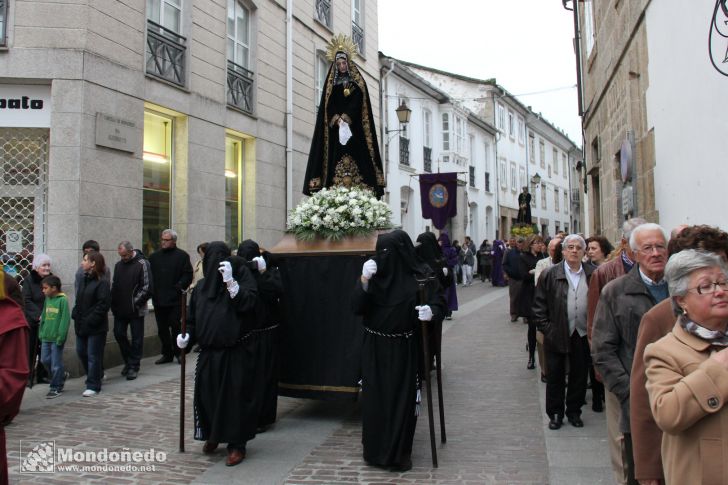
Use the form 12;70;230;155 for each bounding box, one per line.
338;120;352;145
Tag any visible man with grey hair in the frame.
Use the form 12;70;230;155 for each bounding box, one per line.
149;229;193;364
533;234;595;430
111;241;152;380
592;222;669;485
585;217;645;484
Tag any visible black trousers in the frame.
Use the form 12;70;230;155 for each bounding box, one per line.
28;324;48;382
114;316;145;370
154;305;181;358
545;331;589;419
526;319;537;359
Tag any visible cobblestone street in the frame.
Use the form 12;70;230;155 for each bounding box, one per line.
7;282;611;484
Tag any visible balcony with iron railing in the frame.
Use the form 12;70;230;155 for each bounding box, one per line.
571;187;580;207
227;60;254;114
399;137;410;166
352;21;364;54
316;0;332;28
146;20;186;86
423;146;432;172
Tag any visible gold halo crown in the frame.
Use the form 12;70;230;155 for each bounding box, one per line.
325;34;357;63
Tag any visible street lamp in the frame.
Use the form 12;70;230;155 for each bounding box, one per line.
385;100;412;134
530;172;542;185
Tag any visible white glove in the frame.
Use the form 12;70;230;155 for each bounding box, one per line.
443;267;449;277
253;256;267;273
338;119;352;145
219;261;233;283
416;305;433;322
362;259;377;280
176;333;190;349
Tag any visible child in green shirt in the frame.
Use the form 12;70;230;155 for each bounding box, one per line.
39;275;70;398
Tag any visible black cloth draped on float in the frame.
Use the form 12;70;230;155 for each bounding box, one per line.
352;230;446;469
187;241;261;446
303;56;384;198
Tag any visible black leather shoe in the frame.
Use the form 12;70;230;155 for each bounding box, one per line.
592;400;604;413
126;369;138;380
121;365;129;376
527;357;535;369
154;356;173;365
548;415;563;430
540;373;547;383
567;415;584;427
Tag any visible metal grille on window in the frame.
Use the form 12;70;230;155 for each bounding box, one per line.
423;146;432;172
0;128;49;284
316;0;331;27
399;137;409;166
146;20;187;86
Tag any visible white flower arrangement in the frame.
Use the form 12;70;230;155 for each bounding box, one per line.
287;186;393;240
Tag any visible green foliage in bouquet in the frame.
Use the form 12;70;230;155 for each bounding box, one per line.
287;186;393;241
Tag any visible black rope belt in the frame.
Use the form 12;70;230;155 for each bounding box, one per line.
364;326;414;339
252;324;280;333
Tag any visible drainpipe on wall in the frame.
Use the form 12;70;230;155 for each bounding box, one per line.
285;0;294;212
379;59;396;191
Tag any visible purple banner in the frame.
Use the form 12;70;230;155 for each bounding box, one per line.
419;172;458;230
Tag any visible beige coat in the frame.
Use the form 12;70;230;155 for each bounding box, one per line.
645;322;728;485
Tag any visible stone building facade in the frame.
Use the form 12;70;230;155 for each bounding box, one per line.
0;0;379;367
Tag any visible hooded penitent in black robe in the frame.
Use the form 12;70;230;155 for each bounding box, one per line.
352;230;446;470
188;242;259;450
235;240;283;429
303;51;384;198
415;232;448;371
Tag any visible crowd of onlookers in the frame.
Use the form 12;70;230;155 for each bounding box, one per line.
497;221;728;485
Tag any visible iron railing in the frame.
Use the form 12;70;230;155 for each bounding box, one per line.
146;20;186;86
315;0;331;28
399;137;409;166
227;60;254;113
423;146;432;172
352;21;364;54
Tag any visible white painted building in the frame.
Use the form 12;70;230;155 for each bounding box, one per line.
400;61;581;239
379;55;497;245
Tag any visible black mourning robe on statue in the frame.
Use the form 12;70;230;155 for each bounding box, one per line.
235;240;284;429
352;230;445;469
303;55;384;198
188;242;259;447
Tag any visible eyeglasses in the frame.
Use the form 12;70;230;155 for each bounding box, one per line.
689;281;728;295
564;245;583;251
161;238;173;242
638;244;667;254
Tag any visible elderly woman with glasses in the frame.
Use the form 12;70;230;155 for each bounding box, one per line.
644;249;728;484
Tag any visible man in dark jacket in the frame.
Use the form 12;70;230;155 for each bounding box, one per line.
149;229;193;364
592;223;668;485
533;234;594;430
503;237;524;321
111;241;153;380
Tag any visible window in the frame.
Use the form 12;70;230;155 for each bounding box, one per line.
554;187;559;212
564;191;569;214
548;162;551;178
583;0;595;56
442;113;450;151
455;115;465;154
469;134;475;164
510;162;517;191
352;0;364;54
314;51;327;109
469;165;475;187
541;183;547;208
499;159;507;189
484;141;490;171
497;104;505;130
563;154;568;178
508;111;514;138
146;0;186;86
399;136;410;166
0;0;7;46
519;167;526;191
423;110;432;149
225;136;244;248
485;172;491;192
315;0;331;28
142;111;173;255
539;140;545;168
553;149;559;174
226;0;254;112
423;146;432;172
529;133;535;164
518;117;524;144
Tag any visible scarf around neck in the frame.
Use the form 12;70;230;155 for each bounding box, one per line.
679;315;728;347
